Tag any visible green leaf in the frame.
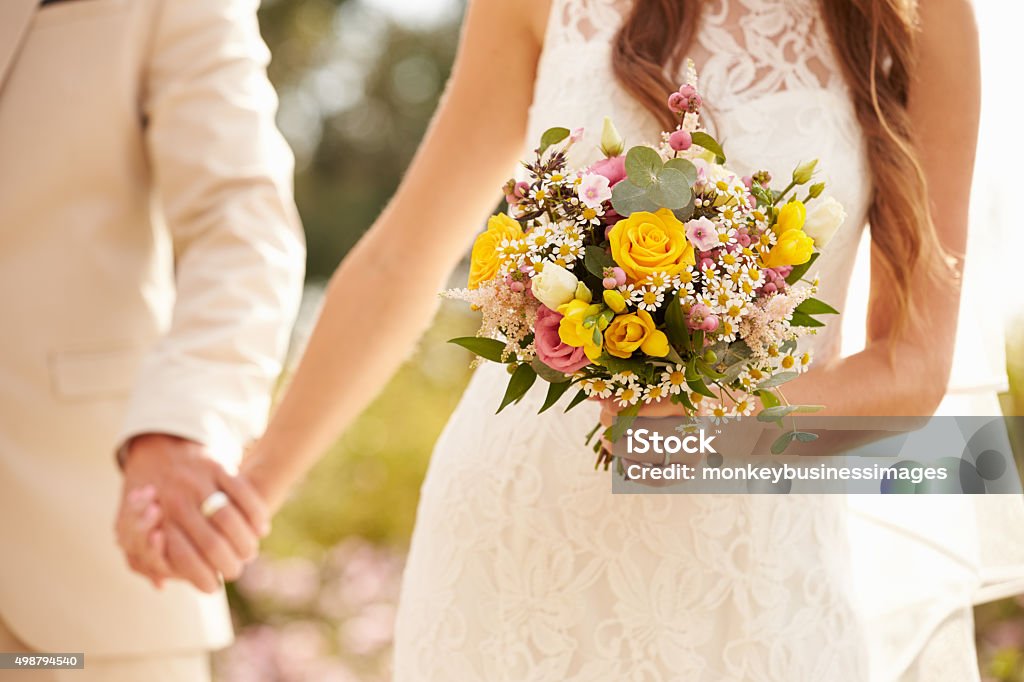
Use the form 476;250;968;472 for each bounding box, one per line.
671;191;696;222
646;169;693;209
685;361;718;398
531;357;570;384
664;157;698;186
664;291;691;353
449;336;509;363
794;431;819;442
607;401;642;442
789;311;825;328
757;405;798;422
564;388;590;413
784;252;820;285
771;431;798;455
695;358;726;381
539;127;570;154
611;180;659;216
691;131;726;163
794;297;840;316
584;245;614;279
624;146;663;187
793;404;825;413
496;363;537;414
758;390;781;409
597;353;646;375
539;379;574;413
757;371;800;389
670;390;696;411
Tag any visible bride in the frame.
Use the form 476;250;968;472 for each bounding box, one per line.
119;0;987;679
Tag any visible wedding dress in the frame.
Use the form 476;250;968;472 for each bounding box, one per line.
392;0;1000;680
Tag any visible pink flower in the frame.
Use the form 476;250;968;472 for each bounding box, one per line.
668;92;688;114
687;303;719;332
686;216;719;252
588;155;627;187
534;306;591;374
578;173;612;209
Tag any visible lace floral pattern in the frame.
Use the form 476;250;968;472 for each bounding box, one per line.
393;1;873;679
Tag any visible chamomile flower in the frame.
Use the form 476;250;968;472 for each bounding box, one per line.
660;365;688;395
731;396;755;417
581;377;613;399
643;384;670;404
631;285;665;312
612;370;640;387
643;271;679;291
614;385;641;407
707;402;732;424
716;226;738;247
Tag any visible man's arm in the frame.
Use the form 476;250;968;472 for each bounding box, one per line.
117;0;304;591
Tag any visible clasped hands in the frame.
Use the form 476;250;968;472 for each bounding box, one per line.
115;434;268;592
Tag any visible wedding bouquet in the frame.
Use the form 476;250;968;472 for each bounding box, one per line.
445;67;846;464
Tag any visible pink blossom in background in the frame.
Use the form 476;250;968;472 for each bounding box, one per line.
534;305;590;373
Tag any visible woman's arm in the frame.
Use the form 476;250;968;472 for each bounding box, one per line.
243;1;550;510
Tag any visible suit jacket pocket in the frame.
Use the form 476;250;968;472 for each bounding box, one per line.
34;0;125;28
50;345;142;401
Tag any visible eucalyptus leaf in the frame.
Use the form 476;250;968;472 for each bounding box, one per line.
757;405;798;422
611;180;659;216
664;157;698;186
646;168;692;209
794;431;819;442
539;127;570;154
497;363;537;413
624;146;663;187
691;131;726;163
758;390;781;409
771;431;798;455
671;191;696;222
784;252;820;285
449;336;509;363
756;371;800;390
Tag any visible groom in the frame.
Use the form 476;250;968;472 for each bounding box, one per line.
0;0;303;679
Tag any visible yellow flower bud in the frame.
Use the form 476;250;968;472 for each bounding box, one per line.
603;289;627;313
603;310;670;359
792;159;818;185
574;282;593;303
763;229;814;268
600;117;625;158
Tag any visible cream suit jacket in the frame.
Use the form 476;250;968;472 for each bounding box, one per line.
0;0;305;657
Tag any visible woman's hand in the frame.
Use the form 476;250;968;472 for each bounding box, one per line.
115;485;172;589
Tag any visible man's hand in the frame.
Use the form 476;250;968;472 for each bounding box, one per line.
116;434;269;593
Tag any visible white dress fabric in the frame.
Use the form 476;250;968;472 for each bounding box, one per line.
392;0;1016;680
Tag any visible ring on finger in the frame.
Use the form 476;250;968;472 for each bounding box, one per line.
200;491;230;518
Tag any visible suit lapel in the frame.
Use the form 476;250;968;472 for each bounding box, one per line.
0;0;40;95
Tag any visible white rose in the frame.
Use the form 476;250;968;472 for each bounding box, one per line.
804;197;846;248
531;262;579;310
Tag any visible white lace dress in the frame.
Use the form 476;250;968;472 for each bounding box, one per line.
393;1;875;679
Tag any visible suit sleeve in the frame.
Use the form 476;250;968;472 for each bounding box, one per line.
117;0;305;466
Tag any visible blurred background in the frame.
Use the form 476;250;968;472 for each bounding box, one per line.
215;0;1024;679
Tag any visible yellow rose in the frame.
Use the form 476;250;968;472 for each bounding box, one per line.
557;299;604;360
604;310;670;359
608;208;695;283
468;213;523;289
776;200;806;233
763;229;814;268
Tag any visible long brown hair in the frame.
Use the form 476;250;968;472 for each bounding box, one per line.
611;0;944;336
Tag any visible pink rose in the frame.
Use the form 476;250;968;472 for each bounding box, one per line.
588;155;627;187
534;306;591;374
